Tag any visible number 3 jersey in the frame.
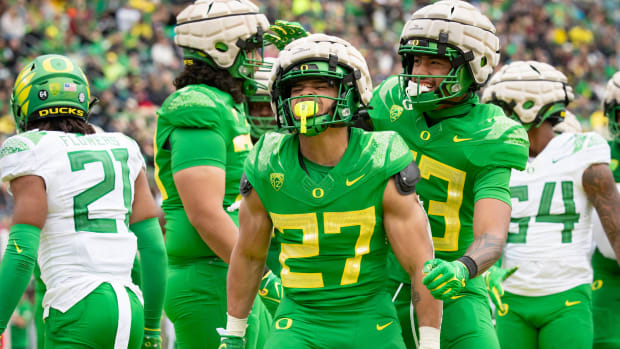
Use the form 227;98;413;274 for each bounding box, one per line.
503;132;611;296
0;130;145;316
244;128;413;307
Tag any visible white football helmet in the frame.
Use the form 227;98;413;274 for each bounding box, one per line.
398;0;500;113
270;33;372;136
174;0;270;91
553;110;582;134
482;61;574;130
603;71;620;143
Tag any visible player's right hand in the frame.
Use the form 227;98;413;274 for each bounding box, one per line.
219;335;245;349
264;20;309;50
484;265;518;312
142;329;161;348
422;258;469;299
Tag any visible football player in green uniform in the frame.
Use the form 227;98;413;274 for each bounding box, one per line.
592;71;620;348
364;1;530;348
221;33;442;349
481;60;620;349
154;1;276;348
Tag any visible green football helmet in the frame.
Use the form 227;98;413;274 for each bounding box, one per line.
603;71;620;144
399;0;500;114
11;54;91;132
175;0;271;96
247;57;277;140
271;34;372;136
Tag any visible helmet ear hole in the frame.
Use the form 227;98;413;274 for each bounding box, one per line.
215;42;228;52
523;101;535;110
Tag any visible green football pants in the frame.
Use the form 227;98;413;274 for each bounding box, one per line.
495;283;592;349
387;276;499;349
265;291;405;349
592;249;620;349
44;282;144;349
164;256;272;349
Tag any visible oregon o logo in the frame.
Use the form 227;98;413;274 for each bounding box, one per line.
592;280;603;291
42;56;74;73
300;64;309;71
275;318;292;330
312;188;324;198
420;131;430;141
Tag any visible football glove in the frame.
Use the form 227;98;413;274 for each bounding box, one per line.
259;270;283;316
484;265;518;313
264;20;309;50
142;329;161;348
218;333;245;349
422;258;469;300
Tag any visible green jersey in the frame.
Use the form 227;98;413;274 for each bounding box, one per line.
370;76;529;263
245;128;413;307
155;84;253;258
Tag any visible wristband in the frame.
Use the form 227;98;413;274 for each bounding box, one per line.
225;313;248;337
419;326;440;349
457;255;478;279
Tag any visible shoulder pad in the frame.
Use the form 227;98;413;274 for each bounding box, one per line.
240;173;253;197
393;160;420;195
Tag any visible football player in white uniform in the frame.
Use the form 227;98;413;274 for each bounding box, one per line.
0;54;167;349
481;61;620;349
591;71;620;348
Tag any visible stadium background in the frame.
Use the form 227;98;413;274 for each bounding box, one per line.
0;0;618;347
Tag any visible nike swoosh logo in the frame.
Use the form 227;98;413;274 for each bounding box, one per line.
450;295;465;300
346;174;365;186
376;321;393;331
565;300;581;307
552;155;572;163
453;135;472;143
14;240;23;254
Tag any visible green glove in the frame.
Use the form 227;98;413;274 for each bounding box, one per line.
219;335;245;349
142;329;161;348
264;20;309;50
422;258;469;300
484;265;518;314
259;270;283;316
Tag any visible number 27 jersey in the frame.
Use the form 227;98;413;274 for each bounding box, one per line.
0;130;145;315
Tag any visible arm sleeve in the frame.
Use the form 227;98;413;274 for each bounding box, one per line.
473;167;512;206
0;224;40;334
131;218;167;330
170;128;227;173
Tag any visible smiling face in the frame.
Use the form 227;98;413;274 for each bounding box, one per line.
410;55;453;93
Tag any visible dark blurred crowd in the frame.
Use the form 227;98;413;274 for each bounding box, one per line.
0;0;618;219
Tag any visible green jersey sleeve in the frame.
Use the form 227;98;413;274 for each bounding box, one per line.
473;166;512;205
170;128;226;173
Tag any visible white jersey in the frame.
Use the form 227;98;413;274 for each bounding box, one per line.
503;132;610;296
0;130;145;317
591;183;620;260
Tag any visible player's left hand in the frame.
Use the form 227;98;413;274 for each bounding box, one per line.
264;20;309;50
142;329;161;348
218;334;245;349
422;258;469;299
484;265;518;312
259;269;283;316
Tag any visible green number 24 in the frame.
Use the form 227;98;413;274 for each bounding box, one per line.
509;181;580;244
68;149;132;233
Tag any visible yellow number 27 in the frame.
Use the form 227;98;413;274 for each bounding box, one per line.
270;207;376;289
